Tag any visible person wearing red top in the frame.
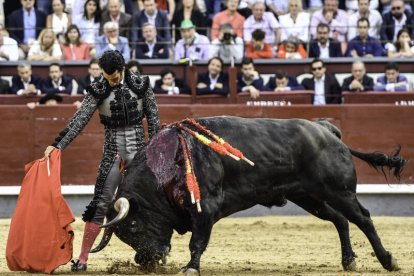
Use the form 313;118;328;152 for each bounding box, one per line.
245;29;274;58
211;0;245;40
277;37;307;59
61;25;91;60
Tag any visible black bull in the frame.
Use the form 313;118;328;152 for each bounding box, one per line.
92;116;405;275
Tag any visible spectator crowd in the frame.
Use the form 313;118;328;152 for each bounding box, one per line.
1;0;414;103
3;0;414;61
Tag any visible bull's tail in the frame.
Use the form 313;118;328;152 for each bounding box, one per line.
349;146;407;182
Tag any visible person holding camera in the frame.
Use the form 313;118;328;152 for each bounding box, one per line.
210;23;244;63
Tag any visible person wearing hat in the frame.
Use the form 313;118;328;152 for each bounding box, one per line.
210;22;244;63
174;19;210;61
26;94;64;109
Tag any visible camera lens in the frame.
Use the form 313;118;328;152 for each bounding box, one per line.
223;33;231;40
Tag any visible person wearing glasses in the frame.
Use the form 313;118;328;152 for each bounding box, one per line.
6;0;47;59
95;21;130;61
380;0;414;45
301;58;342;104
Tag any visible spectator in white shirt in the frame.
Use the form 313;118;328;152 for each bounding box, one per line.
310;0;348;43
27;29;63;61
266;0;289;17
279;0;311;43
345;0;378;13
0;24;19;61
347;0;383;41
243;1;280;45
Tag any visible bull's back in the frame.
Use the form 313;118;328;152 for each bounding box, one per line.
192;116;354;218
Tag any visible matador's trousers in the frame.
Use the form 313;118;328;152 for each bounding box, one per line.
83;125;145;224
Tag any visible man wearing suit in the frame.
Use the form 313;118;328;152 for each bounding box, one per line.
95;22;131;61
100;0;132;39
196;57;229;96
308;23;342;58
131;0;171;44
135;23;169;59
6;0;47;58
40;63;74;95
77;58;102;94
380;0;414;45
301;58;342;104
342;60;374;92
11;63;42;95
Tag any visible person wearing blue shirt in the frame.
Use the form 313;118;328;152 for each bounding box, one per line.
95;22;130;61
374;62;410;91
345;18;384;57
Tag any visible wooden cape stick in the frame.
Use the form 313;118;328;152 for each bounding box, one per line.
178;134;202;213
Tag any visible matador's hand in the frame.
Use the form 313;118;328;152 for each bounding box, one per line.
43;146;57;160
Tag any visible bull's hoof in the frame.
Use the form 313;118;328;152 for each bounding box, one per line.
140;262;158;272
386;255;400;271
181;268;200;276
342;259;357;271
161;254;168;265
161;245;170;265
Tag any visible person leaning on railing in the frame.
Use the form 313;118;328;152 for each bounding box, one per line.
301;58;342;105
373;62;411;92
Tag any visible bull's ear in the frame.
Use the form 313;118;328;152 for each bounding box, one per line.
146;129;180;188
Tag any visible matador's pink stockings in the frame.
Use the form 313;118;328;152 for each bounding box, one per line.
78;221;101;264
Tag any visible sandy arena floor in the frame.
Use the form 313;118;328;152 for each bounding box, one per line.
0;216;413;275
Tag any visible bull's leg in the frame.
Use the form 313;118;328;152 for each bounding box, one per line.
327;193;399;271
182;216;213;276
289;196;357;271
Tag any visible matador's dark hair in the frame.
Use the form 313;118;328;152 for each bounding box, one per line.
98;50;125;74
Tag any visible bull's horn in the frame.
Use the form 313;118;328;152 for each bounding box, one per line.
101;197;130;228
90;227;113;253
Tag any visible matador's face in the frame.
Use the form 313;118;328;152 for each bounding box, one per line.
103;70;124;87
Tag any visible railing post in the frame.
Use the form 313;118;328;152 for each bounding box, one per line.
188;65;197;103
228;66;238;104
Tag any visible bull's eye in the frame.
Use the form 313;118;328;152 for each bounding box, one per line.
131;220;137;226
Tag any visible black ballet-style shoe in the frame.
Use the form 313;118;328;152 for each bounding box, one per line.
71;260;87;272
